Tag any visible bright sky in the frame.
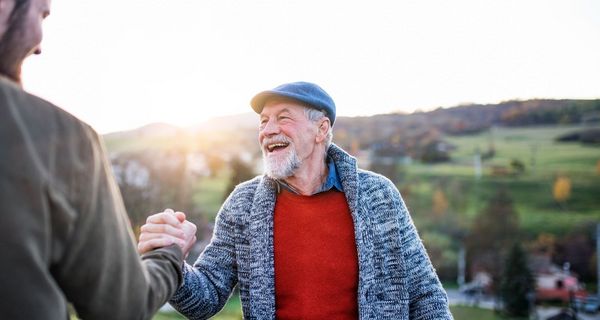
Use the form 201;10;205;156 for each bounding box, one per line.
21;0;600;134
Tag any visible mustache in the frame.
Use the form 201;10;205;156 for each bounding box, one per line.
262;135;292;149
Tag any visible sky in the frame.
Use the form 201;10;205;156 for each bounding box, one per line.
21;0;600;134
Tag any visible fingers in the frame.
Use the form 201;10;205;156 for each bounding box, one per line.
146;209;181;227
140;223;185;239
138;209;194;255
180;220;198;256
139;229;183;242
180;220;197;235
174;211;186;223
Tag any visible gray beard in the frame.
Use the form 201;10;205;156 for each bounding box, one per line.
263;146;300;180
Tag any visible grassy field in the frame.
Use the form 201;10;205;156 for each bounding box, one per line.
153;296;242;320
191;169;231;220
400;125;600;236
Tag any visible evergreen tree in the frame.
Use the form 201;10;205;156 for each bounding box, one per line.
500;242;535;318
466;188;520;292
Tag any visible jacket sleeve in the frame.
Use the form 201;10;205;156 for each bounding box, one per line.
387;181;454;320
50;124;184;320
168;191;239;320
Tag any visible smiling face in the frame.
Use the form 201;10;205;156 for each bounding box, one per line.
258;100;324;180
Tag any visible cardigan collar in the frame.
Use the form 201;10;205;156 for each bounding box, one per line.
247;144;361;318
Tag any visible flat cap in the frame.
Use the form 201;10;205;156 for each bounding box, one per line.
250;81;336;125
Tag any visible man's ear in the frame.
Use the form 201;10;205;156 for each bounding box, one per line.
315;118;330;143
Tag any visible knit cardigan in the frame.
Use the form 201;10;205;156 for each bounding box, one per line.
170;144;453;320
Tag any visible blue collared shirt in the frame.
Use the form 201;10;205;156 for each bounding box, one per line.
277;156;343;195
315;156;344;193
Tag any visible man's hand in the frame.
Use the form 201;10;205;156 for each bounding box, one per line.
138;209;197;256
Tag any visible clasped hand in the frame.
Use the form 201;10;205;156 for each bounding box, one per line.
138;208;197;257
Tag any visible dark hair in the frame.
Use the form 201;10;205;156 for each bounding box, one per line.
0;0;32;82
8;0;32;24
2;0;32;39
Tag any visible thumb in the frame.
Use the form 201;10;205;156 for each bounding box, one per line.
174;211;186;222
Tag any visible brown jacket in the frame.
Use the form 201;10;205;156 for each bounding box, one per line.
0;77;183;319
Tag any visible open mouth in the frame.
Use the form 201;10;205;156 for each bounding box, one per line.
266;142;290;153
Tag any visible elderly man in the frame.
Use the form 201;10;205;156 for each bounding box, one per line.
140;81;453;319
0;0;196;318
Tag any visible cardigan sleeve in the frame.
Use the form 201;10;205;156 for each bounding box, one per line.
168;192;240;320
387;181;454;320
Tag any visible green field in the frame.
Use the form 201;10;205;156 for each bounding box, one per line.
400;125;600;235
153;296;242;320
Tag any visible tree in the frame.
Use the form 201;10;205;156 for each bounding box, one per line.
554;224;596;282
466;189;520;292
509;159;525;175
432;188;449;218
553;175;571;204
500;243;535;318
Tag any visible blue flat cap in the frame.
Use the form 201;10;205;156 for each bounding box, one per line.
250;81;336;125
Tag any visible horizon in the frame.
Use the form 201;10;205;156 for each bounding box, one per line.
21;0;600;134
103;97;599;135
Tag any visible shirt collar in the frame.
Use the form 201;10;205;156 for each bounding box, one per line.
316;156;344;193
276;156;343;195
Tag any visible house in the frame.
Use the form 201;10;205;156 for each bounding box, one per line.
530;255;588;303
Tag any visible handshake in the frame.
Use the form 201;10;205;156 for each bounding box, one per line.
137;209;198;257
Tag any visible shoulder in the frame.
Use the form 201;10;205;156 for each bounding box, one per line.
0;79;103;177
1;79;98;143
2;79;88;126
220;176;263;212
216;175;269;227
228;176;262;199
356;169;409;215
357;168;398;194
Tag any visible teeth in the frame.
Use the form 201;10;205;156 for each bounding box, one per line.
267;143;288;151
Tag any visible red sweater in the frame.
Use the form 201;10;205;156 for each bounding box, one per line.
274;189;359;320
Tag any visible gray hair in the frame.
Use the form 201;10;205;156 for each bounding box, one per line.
304;107;333;150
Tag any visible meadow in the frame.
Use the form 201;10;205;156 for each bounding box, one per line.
402;125;600;235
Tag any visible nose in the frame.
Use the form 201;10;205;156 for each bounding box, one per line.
260;118;280;137
33;45;42;55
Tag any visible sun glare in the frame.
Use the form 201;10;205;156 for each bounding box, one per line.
21;0;600;134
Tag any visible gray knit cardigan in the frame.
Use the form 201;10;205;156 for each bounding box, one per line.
170;144;453;320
